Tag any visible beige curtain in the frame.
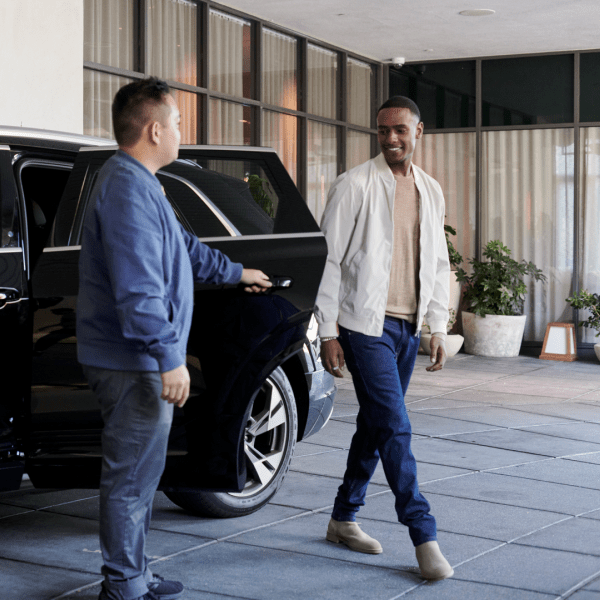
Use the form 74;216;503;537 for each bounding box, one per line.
262;111;298;183
147;0;197;85
346;130;372;171
171;89;197;144
579;127;600;343
262;28;297;110
84;0;134;69
307;121;338;223
209;99;245;145
307;44;337;119
209;10;250;97
347;58;371;127
413;132;477;274
83;71;131;139
482;129;575;341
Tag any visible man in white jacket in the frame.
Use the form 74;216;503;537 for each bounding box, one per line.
315;96;453;581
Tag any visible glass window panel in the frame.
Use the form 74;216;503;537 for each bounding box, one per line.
347;58;372;127
346;130;372;171
412;132;477;275
579;127;600;343
84;0;135;70
482;129;575;341
147;0;197;86
307;121;338;223
83;70;132;139
389;62;476;130
307;44;337;119
171;89;197;144
482;55;574;126
209;10;251;98
209;99;251;145
581;53;600;123
262;28;297;110
262;110;298;183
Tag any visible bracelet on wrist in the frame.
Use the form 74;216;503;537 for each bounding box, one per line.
320;336;338;342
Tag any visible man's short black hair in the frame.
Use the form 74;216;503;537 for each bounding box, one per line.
112;77;171;146
377;96;421;122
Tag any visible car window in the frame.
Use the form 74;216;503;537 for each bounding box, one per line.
162;159;275;236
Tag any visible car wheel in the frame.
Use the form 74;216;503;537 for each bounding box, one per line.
164;367;298;518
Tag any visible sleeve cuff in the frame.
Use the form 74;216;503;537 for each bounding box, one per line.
318;322;338;338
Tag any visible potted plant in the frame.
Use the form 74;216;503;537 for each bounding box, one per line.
566;290;600;362
445;223;463;314
455;240;547;357
420;308;464;357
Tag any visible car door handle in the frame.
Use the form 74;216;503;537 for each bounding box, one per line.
0;287;21;309
268;276;294;290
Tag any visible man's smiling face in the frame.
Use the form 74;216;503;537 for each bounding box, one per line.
377;107;423;170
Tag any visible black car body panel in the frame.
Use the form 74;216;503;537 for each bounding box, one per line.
0;126;335;495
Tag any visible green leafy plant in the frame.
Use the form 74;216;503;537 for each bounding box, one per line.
566;290;600;337
444;223;463;269
247;174;275;218
455;240;546;317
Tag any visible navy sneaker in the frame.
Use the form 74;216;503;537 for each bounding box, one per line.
148;574;184;600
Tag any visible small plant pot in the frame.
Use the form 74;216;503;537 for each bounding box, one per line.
462;312;527;358
420;333;464;357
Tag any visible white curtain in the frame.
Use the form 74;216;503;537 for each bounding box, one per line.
347;58;371;127
482;129;575;341
579;127;600;343
83;71;131;139
84;0;134;69
346;130;372;171
262;28;297;110
209;99;245;145
262;111;298;183
307;121;337;223
209;10;250;97
307;44;337;119
171;89;197;144
413;132;477;273
147;0;197;85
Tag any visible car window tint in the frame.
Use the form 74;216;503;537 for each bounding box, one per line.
164;159;275;235
156;170;235;238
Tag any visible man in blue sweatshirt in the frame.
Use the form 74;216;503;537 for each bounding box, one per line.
77;77;271;600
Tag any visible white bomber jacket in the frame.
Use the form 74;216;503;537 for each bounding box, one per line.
315;153;450;338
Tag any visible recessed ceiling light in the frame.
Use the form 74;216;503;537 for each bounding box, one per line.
424;49;434;52
459;9;495;16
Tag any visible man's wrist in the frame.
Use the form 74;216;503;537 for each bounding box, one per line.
431;331;447;341
320;336;338;343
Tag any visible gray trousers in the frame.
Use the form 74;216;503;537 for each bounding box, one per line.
84;365;173;600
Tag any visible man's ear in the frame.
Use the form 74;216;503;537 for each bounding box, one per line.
416;121;424;139
148;120;161;145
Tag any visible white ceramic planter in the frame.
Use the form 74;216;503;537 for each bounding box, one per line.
449;271;462;314
462;311;527;358
595;344;600;362
420;333;464;357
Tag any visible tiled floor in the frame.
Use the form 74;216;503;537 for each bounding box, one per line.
3;352;600;599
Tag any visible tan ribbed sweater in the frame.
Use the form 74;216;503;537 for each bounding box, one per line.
385;171;420;322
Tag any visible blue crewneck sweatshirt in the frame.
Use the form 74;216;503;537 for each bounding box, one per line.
77;150;243;372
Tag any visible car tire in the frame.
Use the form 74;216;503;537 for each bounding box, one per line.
164;367;298;518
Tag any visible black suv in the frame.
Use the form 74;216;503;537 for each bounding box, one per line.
0;126;335;518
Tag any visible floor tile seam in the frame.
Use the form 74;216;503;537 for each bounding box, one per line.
556;569;600;600
488;470;600;494
422;488;575;516
292;447;349;458
510;538;600;558
0;508;35;521
404;372;522;406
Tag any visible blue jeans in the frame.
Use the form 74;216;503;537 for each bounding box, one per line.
83;366;173;600
331;317;437;547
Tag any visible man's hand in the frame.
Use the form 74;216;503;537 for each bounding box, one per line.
426;334;447;372
321;338;346;378
161;364;190;407
240;269;272;293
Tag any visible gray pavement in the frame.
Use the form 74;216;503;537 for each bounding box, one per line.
3;352;600;599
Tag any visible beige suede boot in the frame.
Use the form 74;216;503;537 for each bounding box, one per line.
415;541;454;581
326;518;383;554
